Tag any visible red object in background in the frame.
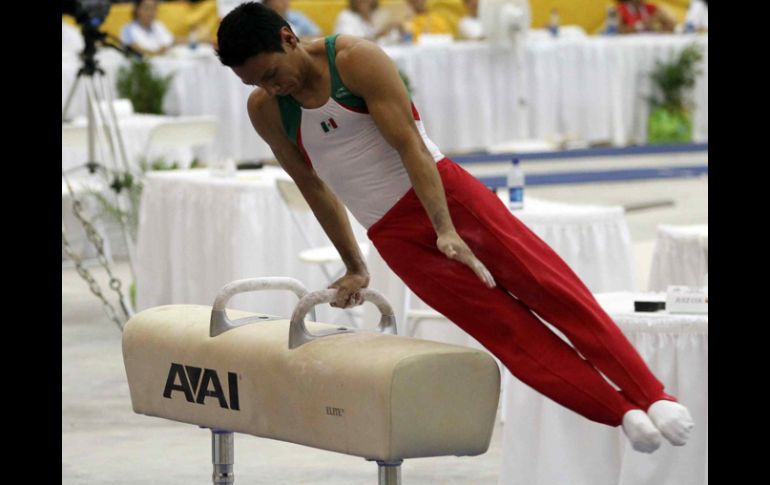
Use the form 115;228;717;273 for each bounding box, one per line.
618;2;657;30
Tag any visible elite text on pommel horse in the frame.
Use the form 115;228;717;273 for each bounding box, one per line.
122;277;500;484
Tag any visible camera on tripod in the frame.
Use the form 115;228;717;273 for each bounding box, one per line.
62;0;111;24
62;0;116;66
62;0;111;27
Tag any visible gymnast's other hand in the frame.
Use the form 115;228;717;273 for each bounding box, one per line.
436;231;496;288
329;270;370;308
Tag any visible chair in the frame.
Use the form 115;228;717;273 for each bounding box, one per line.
97;98;134;117
62;124;89;150
648;224;708;291
275;178;370;327
141;116;218;168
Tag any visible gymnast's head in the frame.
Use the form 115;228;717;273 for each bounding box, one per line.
216;2;304;97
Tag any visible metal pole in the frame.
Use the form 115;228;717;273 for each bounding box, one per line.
375;460;403;485
211;430;234;485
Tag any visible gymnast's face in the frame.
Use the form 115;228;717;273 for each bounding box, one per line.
232;28;303;97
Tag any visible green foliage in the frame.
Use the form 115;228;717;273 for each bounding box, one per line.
88;171;143;242
648;44;703;112
116;59;175;114
648;107;693;144
646;43;703;144
87;157;180;241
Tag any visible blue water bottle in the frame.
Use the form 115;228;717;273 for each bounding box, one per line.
548;9;560;37
188;27;198;50
606;6;619;35
507;158;524;210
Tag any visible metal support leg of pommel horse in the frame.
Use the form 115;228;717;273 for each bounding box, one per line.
211;429;234;484
366;458;403;485
209;429;406;485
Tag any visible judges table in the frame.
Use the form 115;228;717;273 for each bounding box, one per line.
62;35;708;161
499;292;708;485
134;167;368;324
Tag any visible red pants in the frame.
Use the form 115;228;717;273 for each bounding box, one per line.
367;159;676;427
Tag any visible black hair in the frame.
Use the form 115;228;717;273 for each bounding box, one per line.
349;0;379;15
132;0;156;21
216;2;293;67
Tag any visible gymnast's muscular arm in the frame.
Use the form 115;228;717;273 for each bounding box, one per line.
335;37;495;289
247;88;369;308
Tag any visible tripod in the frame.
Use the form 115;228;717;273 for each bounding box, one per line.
62;22;142;327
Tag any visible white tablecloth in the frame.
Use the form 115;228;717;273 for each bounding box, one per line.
134;167;368;324
385;33;707;149
499;292;707;485
648;224;708;291
63;35;708;161
360;195;636;339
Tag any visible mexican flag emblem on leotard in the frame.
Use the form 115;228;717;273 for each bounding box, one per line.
320;118;338;133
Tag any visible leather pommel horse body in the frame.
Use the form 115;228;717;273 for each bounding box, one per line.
122;278;501;484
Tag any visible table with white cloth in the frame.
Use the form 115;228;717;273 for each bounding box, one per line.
134;166;368;324
62;35;707;161
499;292;707;485
383;33;708;150
648;224;708;291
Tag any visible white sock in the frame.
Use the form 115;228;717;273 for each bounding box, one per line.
622;409;662;453
647;400;695;446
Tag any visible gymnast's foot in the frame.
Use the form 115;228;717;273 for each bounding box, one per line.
622;409;662;453
647;400;695;446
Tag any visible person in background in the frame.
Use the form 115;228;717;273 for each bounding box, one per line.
120;0;175;56
263;0;321;39
458;0;483;40
683;0;707;33
617;0;675;34
403;0;453;42
334;0;400;41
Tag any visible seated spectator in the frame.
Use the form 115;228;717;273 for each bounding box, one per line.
263;0;321;39
334;0;400;41
617;0;676;34
120;0;175;56
683;0;708;32
403;0;453;42
458;0;483;40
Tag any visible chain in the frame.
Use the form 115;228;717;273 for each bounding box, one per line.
62;227;125;331
62;171;134;328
